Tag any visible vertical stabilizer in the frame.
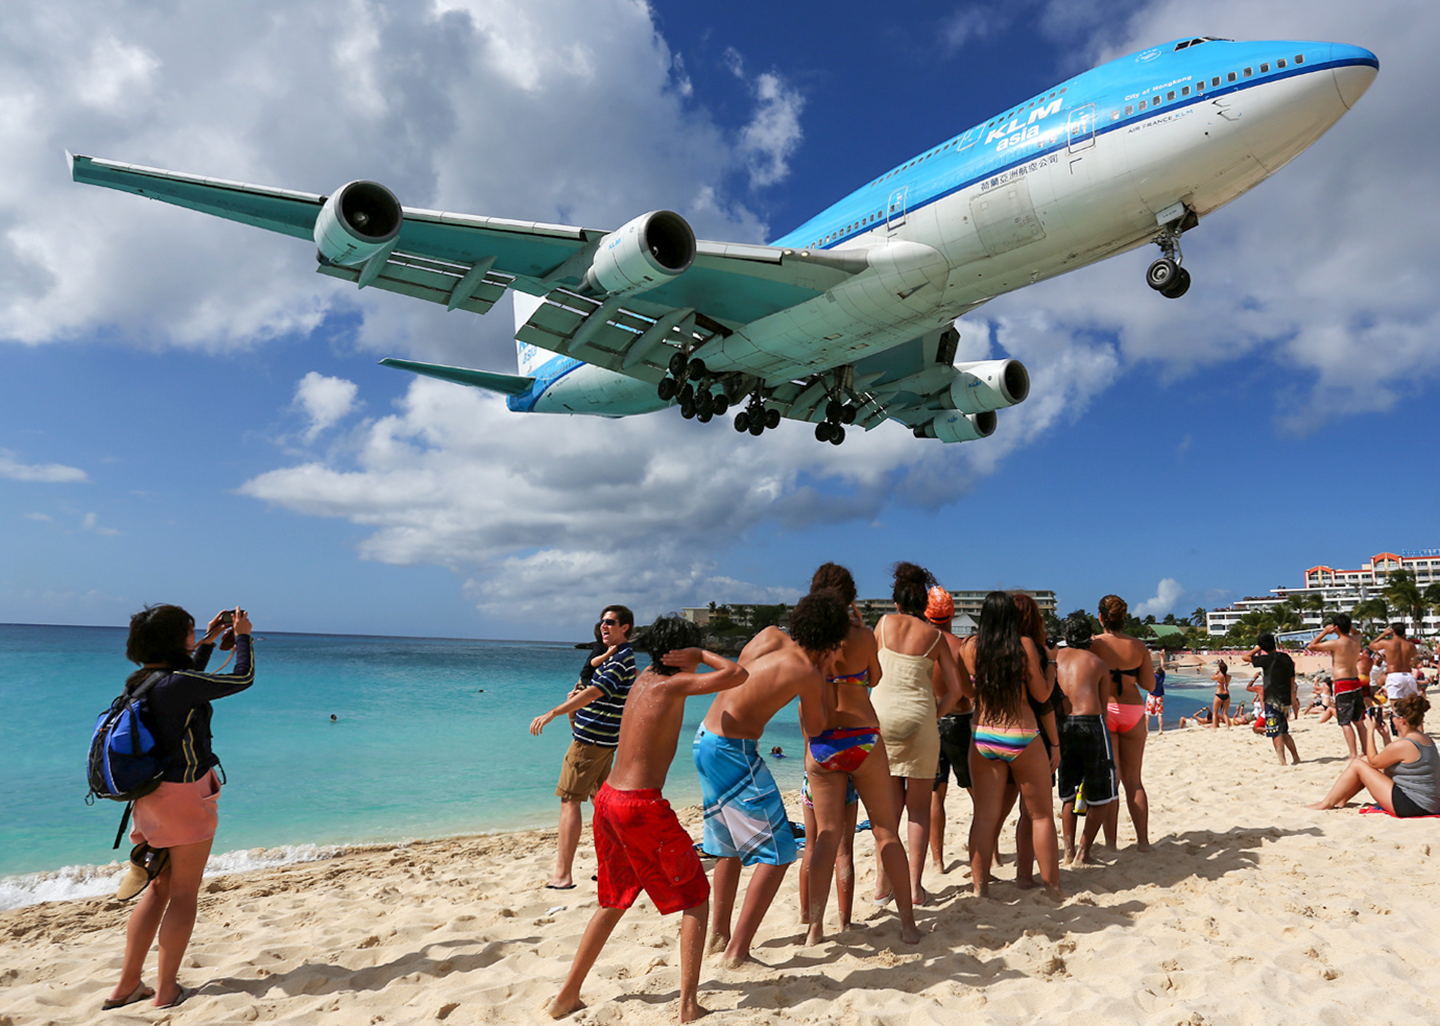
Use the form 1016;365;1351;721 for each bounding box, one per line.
512;292;548;376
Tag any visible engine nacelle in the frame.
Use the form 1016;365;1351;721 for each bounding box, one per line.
583;210;696;296
948;359;1030;414
314;180;403;266
916;410;997;443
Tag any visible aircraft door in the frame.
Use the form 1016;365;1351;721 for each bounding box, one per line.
886;186;908;232
1067;104;1097;153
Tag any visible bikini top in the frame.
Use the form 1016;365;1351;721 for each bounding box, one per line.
826;668;871;687
1110;664;1144;684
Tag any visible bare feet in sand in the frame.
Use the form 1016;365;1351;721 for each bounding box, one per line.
546;995;585;1019
1014;877;1039;891
679;997;709;1023
704;932;729;957
901;922;922;945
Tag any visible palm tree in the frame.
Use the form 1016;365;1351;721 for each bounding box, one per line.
1303;592;1327;625
1190;606;1209;629
1353;597;1388;636
1382;569;1426;636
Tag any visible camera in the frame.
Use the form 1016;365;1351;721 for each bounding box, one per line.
216;609;235;627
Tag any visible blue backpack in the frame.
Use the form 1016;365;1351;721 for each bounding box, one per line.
87;671;166;848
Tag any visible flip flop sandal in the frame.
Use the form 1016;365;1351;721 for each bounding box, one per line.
116;844;170;901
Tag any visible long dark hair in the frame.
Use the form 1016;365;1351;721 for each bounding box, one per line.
974;590;1026;724
125;603;194;689
892;562;935;618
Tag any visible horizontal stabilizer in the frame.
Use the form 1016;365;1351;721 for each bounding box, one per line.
379;358;534;396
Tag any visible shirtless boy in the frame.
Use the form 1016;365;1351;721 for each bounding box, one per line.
695;591;850;967
548;616;747;1023
1055;613;1119;865
1307;613;1365;757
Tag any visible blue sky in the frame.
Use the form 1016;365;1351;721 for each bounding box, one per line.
1;1;1435;640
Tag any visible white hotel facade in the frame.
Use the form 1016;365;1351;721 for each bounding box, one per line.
1207;549;1440;637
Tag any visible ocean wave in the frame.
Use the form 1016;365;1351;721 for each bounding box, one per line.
0;843;345;912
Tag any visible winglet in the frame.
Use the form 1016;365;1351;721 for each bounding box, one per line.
379;358;534;397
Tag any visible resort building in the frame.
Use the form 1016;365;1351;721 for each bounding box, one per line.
684;588;1055;636
1206;549;1440;636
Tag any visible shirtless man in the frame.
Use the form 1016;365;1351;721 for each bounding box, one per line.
1307;613;1365;757
1054;613;1119;865
548;616;746;1024
1371;623;1420;704
695;591;849;967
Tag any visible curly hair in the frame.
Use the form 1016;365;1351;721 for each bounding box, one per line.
789;590;851;655
1062;611;1093;649
1098;594;1128;631
644;614;702;676
1394;693;1429;729
892;562;936;617
810;562;857;605
126;604;195;670
974;590;1026;725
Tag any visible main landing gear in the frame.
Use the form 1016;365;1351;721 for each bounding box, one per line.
732;396;780;437
658;354;730;423
1146;222;1191;299
812;396;857;446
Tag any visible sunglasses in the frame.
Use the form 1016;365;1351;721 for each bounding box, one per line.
600;618;621;627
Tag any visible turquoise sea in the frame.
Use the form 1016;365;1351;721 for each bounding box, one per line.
0;623;1216;909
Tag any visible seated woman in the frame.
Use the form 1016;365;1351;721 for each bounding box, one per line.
1306;694;1439;817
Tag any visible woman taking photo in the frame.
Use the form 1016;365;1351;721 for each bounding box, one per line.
1089;594;1154;853
1307;694;1439;816
1210;660;1233;728
801;564;921;946
104;604;255;1011
870;562;963;907
967;591;1062;899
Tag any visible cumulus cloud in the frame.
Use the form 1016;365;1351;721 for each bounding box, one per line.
736;71;805;189
294;372;360;442
1134;577;1185;619
0;449;87;483
80;511;121;537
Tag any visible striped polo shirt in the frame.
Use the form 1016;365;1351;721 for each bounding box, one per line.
572;643;635;748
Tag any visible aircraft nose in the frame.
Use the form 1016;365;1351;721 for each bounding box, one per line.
1329;43;1379;110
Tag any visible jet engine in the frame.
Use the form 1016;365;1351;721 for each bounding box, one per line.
948;359;1030;414
313;180;403;266
915;410;998;443
583;210;696;296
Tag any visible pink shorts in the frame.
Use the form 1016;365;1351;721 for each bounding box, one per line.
130;770;221;848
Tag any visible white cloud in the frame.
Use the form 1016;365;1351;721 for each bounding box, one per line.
24;512;53;522
1134;577;1185;619
942;4;1013;52
721;46;804;190
0;449;87;483
294;372;360;442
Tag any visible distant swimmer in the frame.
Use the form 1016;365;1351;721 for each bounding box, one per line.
330;714;337;722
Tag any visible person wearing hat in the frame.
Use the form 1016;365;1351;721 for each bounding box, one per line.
925;586;974;874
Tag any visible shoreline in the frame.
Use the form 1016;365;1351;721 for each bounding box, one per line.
5;715;1437;1025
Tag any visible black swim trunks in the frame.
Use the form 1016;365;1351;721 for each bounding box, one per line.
1057;714;1117;806
934;712;973;790
1335;690;1366;727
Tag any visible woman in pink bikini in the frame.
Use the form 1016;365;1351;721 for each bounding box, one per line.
801;563;921;947
1088;594;1154;852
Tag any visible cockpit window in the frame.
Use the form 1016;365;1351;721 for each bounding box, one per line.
1174;38;1207;51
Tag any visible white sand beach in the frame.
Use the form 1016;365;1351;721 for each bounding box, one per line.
4;712;1437;1026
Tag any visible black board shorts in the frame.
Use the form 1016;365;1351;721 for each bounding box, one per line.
1057;714;1117;806
934;712;973;790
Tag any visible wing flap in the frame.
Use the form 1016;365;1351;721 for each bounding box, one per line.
316;251;515;315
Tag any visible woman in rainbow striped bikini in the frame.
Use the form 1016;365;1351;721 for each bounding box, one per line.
966;591;1063;899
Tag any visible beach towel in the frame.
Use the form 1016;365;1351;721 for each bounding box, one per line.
1358;803;1440;819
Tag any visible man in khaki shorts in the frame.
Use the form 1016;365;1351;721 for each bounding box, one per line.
530;605;635;889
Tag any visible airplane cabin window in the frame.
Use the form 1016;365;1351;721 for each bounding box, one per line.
1126;104;1134;115
1227;72;1236;83
1295;54;1304;64
1182;86;1190;96
1197;80;1205;92
1277;58;1287;68
1139;100;1147;111
1212;76;1221;86
1260;63;1269;73
1243;67;1252;77
1167;90;1175;100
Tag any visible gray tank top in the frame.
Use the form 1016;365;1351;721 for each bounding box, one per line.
1392;738;1440;814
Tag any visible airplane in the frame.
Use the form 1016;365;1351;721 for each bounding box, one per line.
71;36;1377;446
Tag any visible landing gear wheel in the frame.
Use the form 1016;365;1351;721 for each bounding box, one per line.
679;382;695;406
815;422;833;442
825;399;845;423
697;392;715;418
696;408;713;424
764;408;780;430
712;395;730;418
687;358;708;379
657;377;678;402
840;403;857;425
733;411;750;433
669;352;689;378
1160;266;1191;299
748;417;765;437
1146;257;1179;292
828;425;846;446
679;397;696;419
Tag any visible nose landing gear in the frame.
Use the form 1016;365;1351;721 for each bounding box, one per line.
1146;220;1192;299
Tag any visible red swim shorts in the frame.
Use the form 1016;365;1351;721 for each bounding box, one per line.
129;769;221;849
593;784;709;914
